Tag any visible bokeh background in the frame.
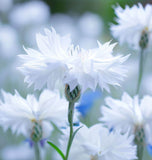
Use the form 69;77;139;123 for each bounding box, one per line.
0;0;152;159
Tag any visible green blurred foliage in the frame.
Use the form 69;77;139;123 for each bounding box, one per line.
44;0;148;24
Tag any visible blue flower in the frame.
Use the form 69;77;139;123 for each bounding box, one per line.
147;144;152;156
76;90;102;116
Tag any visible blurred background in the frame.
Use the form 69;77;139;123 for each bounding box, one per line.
0;0;152;159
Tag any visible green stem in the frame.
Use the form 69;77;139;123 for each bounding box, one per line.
136;49;145;94
34;142;41;160
137;144;144;160
65;102;75;160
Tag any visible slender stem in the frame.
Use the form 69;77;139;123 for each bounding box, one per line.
65;102;75;160
34;142;41;160
137;144;144;160
136;49;144;94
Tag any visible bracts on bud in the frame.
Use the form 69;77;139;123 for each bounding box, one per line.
31;121;42;160
139;29;149;50
65;84;81;103
134;127;145;160
31;121;42;142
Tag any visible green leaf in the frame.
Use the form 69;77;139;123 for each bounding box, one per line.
70;126;83;146
47;141;65;160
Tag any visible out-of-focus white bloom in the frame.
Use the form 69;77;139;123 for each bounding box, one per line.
1;143;34;160
100;92;152;144
0;89;69;140
0;0;13;12
51;14;78;41
19;27;129;92
111;3;152;50
9;1;50;27
0;25;20;59
59;124;137;160
78;12;103;38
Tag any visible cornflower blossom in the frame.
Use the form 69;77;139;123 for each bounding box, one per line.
0;89;73;143
19;27;129;93
111;3;152;50
59;124;137;160
100;92;152;145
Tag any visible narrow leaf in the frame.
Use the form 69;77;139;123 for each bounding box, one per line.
70;126;83;146
47;141;65;160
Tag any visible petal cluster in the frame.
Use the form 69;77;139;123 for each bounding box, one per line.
19;27;129;93
0;89;69;139
59;124;137;160
100;92;152;144
111;3;152;49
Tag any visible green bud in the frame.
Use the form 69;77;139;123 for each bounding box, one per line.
65;84;81;103
31;121;42;142
134;127;145;145
139;29;149;49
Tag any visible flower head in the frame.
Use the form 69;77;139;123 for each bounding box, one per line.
59;124;137;160
19;27;129;93
0;89;70;141
111;3;152;50
100;92;152;145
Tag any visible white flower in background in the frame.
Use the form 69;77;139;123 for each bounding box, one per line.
1;143;34;160
51;13;77;41
100;92;152;144
9;1;50;28
50;12;103;49
0;25;20;59
111;3;152;50
59;124;136;160
0;0;13;13
19;27;129;92
0;89;70;141
78;12;103;38
67;41;129;92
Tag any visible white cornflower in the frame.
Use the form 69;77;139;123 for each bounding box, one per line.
0;89;70;142
19;27;129;92
100;92;152;144
78;12;103;38
59;124;137;160
0;25;20;59
111;3;152;50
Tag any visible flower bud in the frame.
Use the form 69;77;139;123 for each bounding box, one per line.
65;84;81;103
139;29;149;49
31;121;42;142
134;127;145;145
